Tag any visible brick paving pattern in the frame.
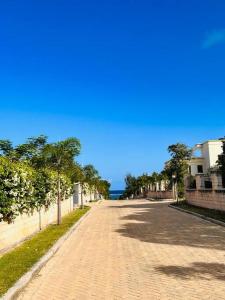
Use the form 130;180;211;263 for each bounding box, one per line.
17;200;225;300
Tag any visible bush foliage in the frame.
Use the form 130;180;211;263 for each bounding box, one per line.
0;135;110;223
0;157;72;223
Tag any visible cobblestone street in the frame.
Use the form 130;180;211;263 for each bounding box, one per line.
18;200;225;300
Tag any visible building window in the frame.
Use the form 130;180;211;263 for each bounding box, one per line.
197;165;203;173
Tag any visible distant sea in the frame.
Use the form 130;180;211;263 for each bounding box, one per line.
109;190;124;200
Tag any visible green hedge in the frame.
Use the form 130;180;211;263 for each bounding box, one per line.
0;157;73;223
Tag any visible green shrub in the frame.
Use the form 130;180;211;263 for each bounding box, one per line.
0;157;73;224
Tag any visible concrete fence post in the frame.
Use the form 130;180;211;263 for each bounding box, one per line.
211;173;223;190
195;175;202;190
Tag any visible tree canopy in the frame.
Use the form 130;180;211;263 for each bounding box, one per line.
0;135;110;223
121;142;191;199
164;143;192;196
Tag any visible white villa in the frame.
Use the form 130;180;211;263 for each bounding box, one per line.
185;138;225;211
188;139;224;176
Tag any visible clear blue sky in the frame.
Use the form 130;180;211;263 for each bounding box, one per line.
0;1;225;189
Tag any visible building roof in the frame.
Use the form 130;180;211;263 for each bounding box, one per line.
193;139;224;149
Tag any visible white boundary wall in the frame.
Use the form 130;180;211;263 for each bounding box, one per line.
0;196;73;254
73;183;101;206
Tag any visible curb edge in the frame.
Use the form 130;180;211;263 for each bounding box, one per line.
168;204;225;228
2;208;92;300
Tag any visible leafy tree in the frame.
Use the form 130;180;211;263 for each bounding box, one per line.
122;174;139;198
65;163;110;207
0;140;14;157
83;164;99;181
15;135;48;165
164;143;192;197
136;173;155;195
65;162;83;182
122;173;158;199
72;165;86;208
83;164;100;201
0;135;109;224
160;170;169;190
96;179;111;199
150;172;160;190
43;137;81;224
0;135;48;164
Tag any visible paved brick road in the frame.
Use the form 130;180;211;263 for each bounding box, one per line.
17;200;225;300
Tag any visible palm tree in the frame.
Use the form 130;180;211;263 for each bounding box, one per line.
96;179;111;199
83;164;99;201
43;138;81;224
137;173;151;196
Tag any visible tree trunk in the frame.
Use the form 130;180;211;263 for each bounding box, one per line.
172;179;176;202
90;187;92;201
175;181;178;203
81;183;84;209
38;208;42;230
57;177;62;225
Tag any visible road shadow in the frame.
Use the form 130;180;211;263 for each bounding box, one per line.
155;262;225;281
112;201;225;251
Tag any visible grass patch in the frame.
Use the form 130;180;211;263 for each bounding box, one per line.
0;206;90;296
171;200;225;223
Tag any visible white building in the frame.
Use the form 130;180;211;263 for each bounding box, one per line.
189;139;224;176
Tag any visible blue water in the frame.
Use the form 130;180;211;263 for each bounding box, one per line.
109;190;124;200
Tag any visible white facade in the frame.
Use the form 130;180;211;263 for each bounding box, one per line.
189;139;224;176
